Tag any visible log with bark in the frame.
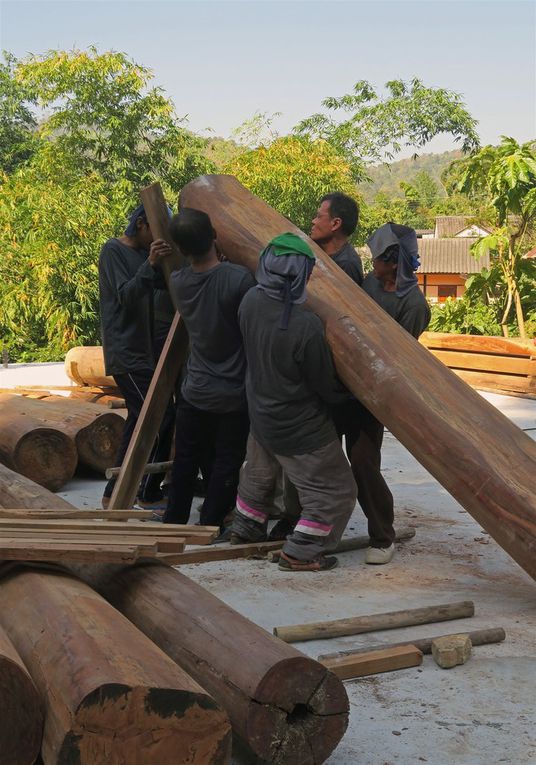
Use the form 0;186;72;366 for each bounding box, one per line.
0;567;231;764
0;393;124;474
179;175;536;583
0;624;43;765
0;399;77;491
73;561;349;765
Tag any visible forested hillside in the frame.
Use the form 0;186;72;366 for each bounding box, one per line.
361;150;463;200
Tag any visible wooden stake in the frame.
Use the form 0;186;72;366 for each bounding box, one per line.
273;601;475;643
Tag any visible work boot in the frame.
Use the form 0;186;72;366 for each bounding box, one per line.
365;543;395;565
278;551;339;572
268;518;296;541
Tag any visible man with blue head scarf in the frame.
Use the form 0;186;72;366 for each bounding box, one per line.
231;233;357;572
99;202;175;509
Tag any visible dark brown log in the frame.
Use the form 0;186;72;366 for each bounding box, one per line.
317;627;506;661
0;624;43;765
109;183;189;510
75;562;349;765
0;568;231;764
273;601;475;643
0;393;124;474
64;346;115;387
0;398;77;491
180;175;536;582
0;463;74;509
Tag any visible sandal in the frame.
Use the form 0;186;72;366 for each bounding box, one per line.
278;551;338;572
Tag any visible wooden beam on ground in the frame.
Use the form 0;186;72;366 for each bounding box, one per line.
0;508;153;520
73;562;349;765
108;182;189;510
106;459;173;479
0;531;186;554
0;540;153;563
0;624;43;765
0;567;231;763
317;627;506;662
321;644;423;680
273;601;475;643
180;174;536;582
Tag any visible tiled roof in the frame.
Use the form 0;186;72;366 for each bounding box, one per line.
434;216;469;238
417;238;490;274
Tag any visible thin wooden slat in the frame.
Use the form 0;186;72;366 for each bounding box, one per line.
0;531;186;553
420;332;535;356
452;369;536;394
0;541;146;563
321;644;423;679
431;349;535;376
0;509;153;520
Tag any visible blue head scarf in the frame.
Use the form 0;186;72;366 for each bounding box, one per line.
124;203;173;237
256;233;315;329
367;223;420;297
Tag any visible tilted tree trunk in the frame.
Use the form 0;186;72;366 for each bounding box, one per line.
180;175;536;582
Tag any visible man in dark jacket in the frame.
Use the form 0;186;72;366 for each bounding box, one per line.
99;204;174;509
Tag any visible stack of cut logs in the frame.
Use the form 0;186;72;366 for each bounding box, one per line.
0;345;128;491
0;462;350;765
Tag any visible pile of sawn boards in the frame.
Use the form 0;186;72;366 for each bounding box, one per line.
0;462;350;765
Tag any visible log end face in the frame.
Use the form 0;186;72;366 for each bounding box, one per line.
16;429;77;491
247;660;349;764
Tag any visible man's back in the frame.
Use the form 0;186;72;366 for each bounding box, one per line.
239;288;341;456
170;261;254;412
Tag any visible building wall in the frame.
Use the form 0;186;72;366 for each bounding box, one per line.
417;273;466;302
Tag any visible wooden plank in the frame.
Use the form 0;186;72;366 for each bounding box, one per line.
431;349;535;376
317;627;506;661
106;459;173;479
451;368;536;394
0;508;153;520
180;175;536;583
108;182;189;511
273;601;475;643
0;532;185;553
0;541;146;563
420;332;535;356
321;644;423;679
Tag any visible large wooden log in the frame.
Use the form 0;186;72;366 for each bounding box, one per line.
0;399;77;491
0;568;231;764
0;393;124;474
180;175;536;582
64;346;115;387
0;463;75;509
0;624;43;765
75;561;349;765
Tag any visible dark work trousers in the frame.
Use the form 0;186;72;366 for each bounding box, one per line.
334;399;395;549
164;400;249;528
103;367;175;502
282;399;395;548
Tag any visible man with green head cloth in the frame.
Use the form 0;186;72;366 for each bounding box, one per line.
231;233;357;571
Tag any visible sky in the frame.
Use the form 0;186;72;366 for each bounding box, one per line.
1;0;535;157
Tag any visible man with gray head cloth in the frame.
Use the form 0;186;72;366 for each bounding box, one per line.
231;233;356;571
349;222;430;564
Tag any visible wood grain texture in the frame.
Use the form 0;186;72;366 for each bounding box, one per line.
0;400;77;491
74;562;349;765
64;346;115;388
274;601;475;643
0;625;43;765
180;175;536;582
0;568;231;764
321;644;423;679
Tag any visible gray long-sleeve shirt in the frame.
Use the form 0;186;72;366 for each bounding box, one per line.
239;288;348;456
362;274;431;339
98;238;156;376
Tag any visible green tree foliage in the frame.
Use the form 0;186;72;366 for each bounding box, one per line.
428;297;502;336
457;137;536;337
224;136;357;233
0;53;37;173
295;78;479;180
0;48;215;360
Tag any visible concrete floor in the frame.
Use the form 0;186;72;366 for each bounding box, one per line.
4;363;534;765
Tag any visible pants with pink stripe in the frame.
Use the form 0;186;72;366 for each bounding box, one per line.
233;434;356;560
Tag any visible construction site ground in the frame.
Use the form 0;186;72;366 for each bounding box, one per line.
2;363;535;765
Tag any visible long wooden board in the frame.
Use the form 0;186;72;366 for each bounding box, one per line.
180;174;536;582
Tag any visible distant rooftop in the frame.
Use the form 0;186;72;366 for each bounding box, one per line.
417;237;490;274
